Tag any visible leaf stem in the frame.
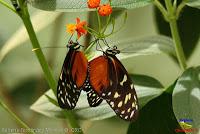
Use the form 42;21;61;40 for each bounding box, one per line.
84;40;96;54
165;0;187;70
0;98;35;134
153;0;168;21
168;19;187;70
155;0;187;70
176;1;186;18
0;0;17;14
96;10;101;34
62;111;84;134
20;9;57;94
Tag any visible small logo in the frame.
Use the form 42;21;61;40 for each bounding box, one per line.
175;118;198;133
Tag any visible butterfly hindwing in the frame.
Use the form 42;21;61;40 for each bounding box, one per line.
102;55;139;121
57;49;87;109
57;69;81;109
87;89;103;107
83;74;103;107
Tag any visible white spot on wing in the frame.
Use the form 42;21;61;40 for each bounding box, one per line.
125;116;128;119
135;104;138;110
128;93;131;100
134;95;137;100
108;92;111;96
60;72;63;79
130;84;134;89
124;94;129;104
132;102;135;108
110;101;114;107
67;98;71;106
114;92;120;98
92;94;96;97
120;75;127;86
118;101;123;107
62;82;65;86
61;97;65;104
130;110;135;118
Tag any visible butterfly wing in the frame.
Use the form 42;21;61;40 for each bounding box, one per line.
105;55;139;121
89;55;138;121
82;75;103;107
85;56;110;107
86;88;103;107
57;49;87;109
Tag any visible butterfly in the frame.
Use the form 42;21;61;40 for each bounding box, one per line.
57;40;103;109
88;45;139;121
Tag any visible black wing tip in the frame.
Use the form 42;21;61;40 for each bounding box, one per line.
118;110;139;122
57;101;76;110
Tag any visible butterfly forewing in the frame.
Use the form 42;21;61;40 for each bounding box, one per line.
57;49;88;109
89;55;139;121
105;55;139;121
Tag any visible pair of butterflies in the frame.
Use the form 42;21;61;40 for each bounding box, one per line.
57;40;139;121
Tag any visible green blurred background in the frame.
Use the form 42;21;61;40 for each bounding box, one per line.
0;1;200;134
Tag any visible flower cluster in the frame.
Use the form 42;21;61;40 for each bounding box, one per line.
66;0;114;39
66;18;87;39
87;0;113;16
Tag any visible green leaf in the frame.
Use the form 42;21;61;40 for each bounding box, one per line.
154;5;200;59
127;82;185;134
27;0;152;11
0;11;62;62
172;66;200;131
186;0;200;9
97;35;176;60
30;74;163;120
130;74;164;107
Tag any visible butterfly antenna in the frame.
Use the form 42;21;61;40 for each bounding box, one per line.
68;34;74;43
102;39;111;48
94;37;104;53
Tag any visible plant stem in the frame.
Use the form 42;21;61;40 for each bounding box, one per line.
20;8;57;94
0;0;17;14
21;10;83;134
63;111;84;134
153;0;168;21
168;19;187;70
0;98;35;134
7;0;83;133
84;40;96;54
176;1;186;18
96;10;101;33
163;0;187;70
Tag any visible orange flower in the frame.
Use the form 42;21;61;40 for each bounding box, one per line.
66;24;76;34
66;18;87;39
98;4;112;16
87;0;101;8
75;18;87;39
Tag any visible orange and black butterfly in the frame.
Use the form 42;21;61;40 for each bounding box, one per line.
88;45;139;121
57;41;102;109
